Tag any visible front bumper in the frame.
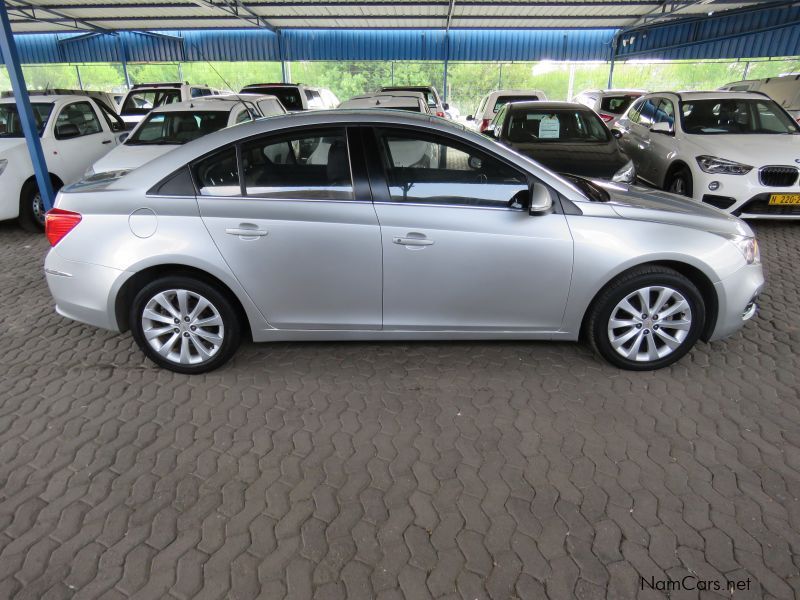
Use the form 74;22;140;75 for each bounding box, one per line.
708;262;764;342
695;170;800;219
44;249;129;332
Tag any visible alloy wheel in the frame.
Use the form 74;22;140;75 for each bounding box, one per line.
141;289;225;365
607;286;692;362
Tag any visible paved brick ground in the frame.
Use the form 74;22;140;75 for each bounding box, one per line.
0;221;798;600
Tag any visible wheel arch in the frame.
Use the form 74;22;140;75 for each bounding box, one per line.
580;260;718;342
20;172;65;198
662;159;692;190
114;264;252;341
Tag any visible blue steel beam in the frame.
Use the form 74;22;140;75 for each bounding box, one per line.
0;0;55;212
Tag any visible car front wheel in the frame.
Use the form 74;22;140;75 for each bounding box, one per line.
130;276;241;374
19;179;62;232
588;266;705;370
666;166;693;197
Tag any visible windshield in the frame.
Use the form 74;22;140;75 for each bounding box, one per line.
121;89;181;116
243;87;303;111
600;94;640;114
681;98;798;134
127;110;229;145
492;95;540;113
0;103;54;137
505;108;610;144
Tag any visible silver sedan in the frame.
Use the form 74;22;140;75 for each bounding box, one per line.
44;110;764;373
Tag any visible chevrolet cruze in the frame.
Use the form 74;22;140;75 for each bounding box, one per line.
44;110;764;373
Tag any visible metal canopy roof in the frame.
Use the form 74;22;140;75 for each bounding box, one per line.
5;0;768;33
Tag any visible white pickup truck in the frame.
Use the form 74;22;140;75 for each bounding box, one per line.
0;94;127;230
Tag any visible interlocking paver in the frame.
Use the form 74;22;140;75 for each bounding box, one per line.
1;221;799;598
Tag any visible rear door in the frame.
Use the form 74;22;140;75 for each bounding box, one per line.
195;126;383;330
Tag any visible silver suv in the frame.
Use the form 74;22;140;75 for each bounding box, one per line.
45;110;763;373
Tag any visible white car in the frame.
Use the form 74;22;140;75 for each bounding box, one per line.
615;90;800;218
118;82;219;126
467;89;548;132
720;74;800;123
240;83;339;111
338;91;431;113
573;89;646;128
91;94;286;176
0;94;126;230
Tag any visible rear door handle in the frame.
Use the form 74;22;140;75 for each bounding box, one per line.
393;236;434;246
102;139;113;144
226;227;268;237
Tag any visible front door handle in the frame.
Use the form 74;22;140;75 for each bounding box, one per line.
226;227;269;237
393;236;434;247
102;139;113;144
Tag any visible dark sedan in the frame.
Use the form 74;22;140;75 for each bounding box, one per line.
487;101;635;183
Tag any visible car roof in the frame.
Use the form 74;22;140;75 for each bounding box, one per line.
489;89;547;95
0;94;81;104
147;98;239;114
648;90;771;101
506;101;587;110
381;85;436;92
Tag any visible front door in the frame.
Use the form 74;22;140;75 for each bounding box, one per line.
196;127;383;330
367;127;574;332
48;100;115;183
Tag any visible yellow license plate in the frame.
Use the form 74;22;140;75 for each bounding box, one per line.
769;193;800;205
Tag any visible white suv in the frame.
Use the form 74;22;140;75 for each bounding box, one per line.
573;89;646;128
118;83;219;126
468;89;548;132
615;90;800;218
0;94;126;230
240;83;339;111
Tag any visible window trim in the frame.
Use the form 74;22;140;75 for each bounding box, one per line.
367;124;537;212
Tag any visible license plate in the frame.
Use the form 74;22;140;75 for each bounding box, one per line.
769;193;800;205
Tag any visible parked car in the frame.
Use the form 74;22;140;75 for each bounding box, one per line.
720;74;800;122
338;91;431;113
0;94;126;230
614;90;800;218
240;83;339;111
486;101;635;183
89;94;287;176
573;89;646;127
118;82;219;127
380;86;448;118
45;110;762;374
468;89;548;132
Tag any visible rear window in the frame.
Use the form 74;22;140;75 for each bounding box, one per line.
121;89;181;116
506;108;610;143
383;87;437;108
244;86;304;111
492;95;540;113
600;94;641;114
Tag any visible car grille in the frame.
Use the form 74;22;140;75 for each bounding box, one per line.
759;166;799;187
733;194;800;216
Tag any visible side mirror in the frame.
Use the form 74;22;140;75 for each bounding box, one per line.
56;123;80;139
442;102;449;111
466;114;474;121
611;129;622;139
529;182;554;216
650;121;673;135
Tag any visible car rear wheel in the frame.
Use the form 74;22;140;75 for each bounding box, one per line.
587;266;705;370
130;276;241;374
666;166;693;197
19;179;61;232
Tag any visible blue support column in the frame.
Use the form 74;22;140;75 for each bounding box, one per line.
119;34;131;89
0;0;55;211
278;30;287;83
442;32;449;105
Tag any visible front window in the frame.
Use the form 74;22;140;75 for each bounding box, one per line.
241;128;353;200
244;86;304;111
55;101;102;139
492;95;540;113
504;108;610;144
680;98;799;134
600;94;641;115
121;89;181;116
376;129;528;208
0;102;53;137
127;111;230;145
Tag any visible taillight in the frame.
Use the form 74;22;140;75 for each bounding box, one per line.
45;208;81;246
436;111;445;118
479;118;491;132
599;113;615;122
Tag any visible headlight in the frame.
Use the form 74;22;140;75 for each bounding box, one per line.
722;234;760;264
696;155;752;175
0;158;7;176
82;166;95;179
612;159;636;184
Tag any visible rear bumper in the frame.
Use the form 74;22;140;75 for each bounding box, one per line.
44;249;129;332
708;262;764;342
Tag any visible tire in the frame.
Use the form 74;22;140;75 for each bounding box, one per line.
129;276;242;374
666;165;693;197
18;178;61;232
587;266;705;371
